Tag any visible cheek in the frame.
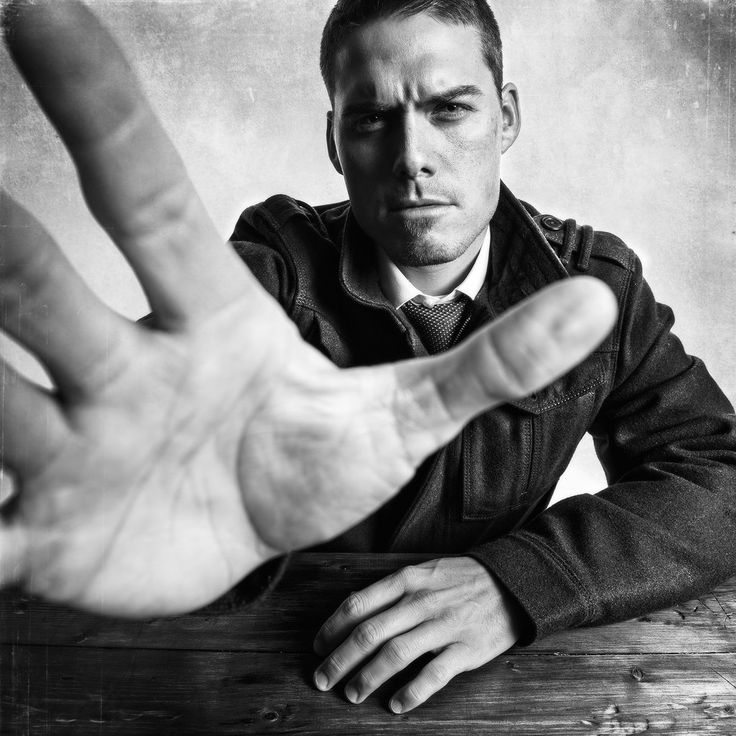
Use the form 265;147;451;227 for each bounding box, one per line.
446;119;500;166
338;146;382;197
450;133;500;197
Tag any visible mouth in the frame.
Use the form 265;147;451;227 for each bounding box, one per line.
387;199;454;218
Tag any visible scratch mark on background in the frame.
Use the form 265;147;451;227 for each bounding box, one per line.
706;0;712;139
713;595;733;627
710;668;736;692
729;0;734;180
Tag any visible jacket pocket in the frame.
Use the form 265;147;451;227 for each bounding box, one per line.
461;408;533;520
461;351;609;521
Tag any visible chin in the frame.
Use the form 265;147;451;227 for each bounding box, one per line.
388;236;469;268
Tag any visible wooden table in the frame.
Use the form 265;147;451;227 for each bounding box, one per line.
1;553;735;735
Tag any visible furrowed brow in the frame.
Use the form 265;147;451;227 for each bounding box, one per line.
341;101;394;118
426;85;484;105
340;85;484;118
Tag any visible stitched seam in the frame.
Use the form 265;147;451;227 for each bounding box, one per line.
606;257;634;394
535;376;606;412
521;535;597;623
463;500;530;521
252;205;301;315
293;300;354;344
463;418;533;521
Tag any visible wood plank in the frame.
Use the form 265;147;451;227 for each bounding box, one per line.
1;554;735;655
2;647;735;735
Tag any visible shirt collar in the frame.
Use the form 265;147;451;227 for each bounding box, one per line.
376;228;491;309
337;181;569;317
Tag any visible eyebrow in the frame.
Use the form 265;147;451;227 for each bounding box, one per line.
427;84;484;105
341;84;484;118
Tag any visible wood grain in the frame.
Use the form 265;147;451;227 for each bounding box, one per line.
2;647;735;735
1;554;734;655
1;554;735;735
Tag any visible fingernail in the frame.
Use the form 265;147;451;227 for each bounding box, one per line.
314;672;328;691
390;699;403;714
345;685;358;704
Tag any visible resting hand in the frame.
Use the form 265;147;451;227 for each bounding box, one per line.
313;557;524;713
0;0;616;618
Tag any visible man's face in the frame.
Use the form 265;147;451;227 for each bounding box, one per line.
327;13;519;268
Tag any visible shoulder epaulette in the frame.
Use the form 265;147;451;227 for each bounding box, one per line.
533;214;595;272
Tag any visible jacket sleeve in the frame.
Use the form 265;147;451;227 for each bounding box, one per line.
228;213;296;310
469;251;736;643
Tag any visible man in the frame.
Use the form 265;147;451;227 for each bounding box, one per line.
228;0;736;713
0;0;733;718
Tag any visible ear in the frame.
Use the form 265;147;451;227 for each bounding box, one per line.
326;111;343;176
499;83;521;154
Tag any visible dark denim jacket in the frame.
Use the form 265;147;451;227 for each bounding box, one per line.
230;182;736;642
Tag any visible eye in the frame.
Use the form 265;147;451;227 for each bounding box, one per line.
354;112;387;133
433;102;471;121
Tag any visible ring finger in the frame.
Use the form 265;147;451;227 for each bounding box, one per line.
344;620;448;705
315;594;435;693
0;192;132;396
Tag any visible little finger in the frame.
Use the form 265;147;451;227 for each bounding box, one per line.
389;643;472;714
0;356;66;475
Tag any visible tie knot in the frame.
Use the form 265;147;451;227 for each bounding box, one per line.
401;296;473;354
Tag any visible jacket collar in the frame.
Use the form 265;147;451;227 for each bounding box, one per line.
337;181;569;316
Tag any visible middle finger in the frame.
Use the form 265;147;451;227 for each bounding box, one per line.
314;591;440;692
345;620;446;704
5;1;261;325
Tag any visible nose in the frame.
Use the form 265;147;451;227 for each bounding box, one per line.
391;114;434;181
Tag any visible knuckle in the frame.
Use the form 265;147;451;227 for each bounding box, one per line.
425;662;450;686
353;621;383;652
410;589;440;611
343;592;366;619
405;683;426;705
355;669;376;690
438;607;460;626
460;642;484;668
394;566;414;588
384;637;411;665
484;328;531;397
396;563;426;586
316;621;335;642
322;653;345;679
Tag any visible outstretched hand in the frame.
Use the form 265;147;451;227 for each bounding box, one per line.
0;0;617;617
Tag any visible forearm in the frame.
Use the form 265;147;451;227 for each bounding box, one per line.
470;260;736;643
470;466;736;643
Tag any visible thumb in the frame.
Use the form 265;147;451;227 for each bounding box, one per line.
391;276;618;464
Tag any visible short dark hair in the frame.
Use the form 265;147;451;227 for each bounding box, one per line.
320;0;503;103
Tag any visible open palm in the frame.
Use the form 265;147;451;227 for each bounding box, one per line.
0;0;616;617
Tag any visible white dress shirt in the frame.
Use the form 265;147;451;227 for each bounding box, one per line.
377;228;491;309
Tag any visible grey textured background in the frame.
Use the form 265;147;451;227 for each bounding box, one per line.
1;0;734;500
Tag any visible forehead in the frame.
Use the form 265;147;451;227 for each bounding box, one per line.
332;13;493;106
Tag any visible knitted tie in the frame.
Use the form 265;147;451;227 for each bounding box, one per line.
401;296;473;354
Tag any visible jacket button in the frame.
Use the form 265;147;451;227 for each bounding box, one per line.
540;215;563;231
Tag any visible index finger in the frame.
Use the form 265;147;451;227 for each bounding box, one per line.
3;0;262;324
314;567;416;655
